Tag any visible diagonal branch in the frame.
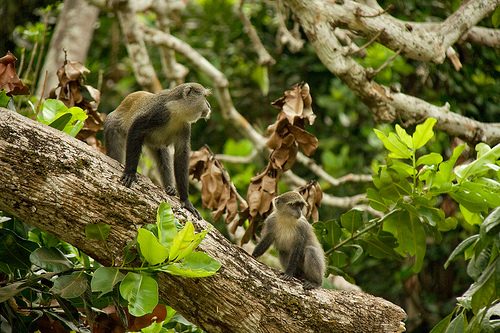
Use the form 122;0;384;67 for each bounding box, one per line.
0;108;407;333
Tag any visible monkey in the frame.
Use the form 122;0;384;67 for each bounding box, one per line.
252;191;325;289
104;83;211;219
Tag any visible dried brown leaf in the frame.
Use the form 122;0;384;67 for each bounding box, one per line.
0;52;30;95
288;125;318;156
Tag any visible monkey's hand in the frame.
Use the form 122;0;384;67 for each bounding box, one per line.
121;172;137;187
165;186;178;196
281;272;294;281
181;200;202;220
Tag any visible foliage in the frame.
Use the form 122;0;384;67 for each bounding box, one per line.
32;98;88;136
318;118;500;331
0;203;220;332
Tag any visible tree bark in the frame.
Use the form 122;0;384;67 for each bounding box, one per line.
36;0;100;97
0;108;406;333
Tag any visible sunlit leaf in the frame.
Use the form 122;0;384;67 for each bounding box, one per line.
374;129;412;159
412;118;436;149
137;229;169;266
156;202;178;247
160;252;221;277
340;209;364;234
395;124;413;149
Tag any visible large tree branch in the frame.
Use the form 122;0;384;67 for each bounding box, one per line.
284;0;500;146
312;0;499;63
0;108;406;332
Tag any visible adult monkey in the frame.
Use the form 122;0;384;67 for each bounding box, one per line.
252;191;326;289
104;83;211;219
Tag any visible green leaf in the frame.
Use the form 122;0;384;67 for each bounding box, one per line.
444;234;479;269
156;202;178;247
49;113;72;131
91;267;126;296
30;247;73;273
482;207;500;234
455;143;500;182
328;250;349;268
493;5;500;29
0;90;11;108
85;223;111;242
366;188;388;212
445;311;466;333
390;160;413;177
395;124;413;149
173;227;211;262
412;118;437;149
160;252;221;277
374;129;412;159
324;220;342;246
430;311;454;333
169;222;195;262
137;229;169;266
383;210;427;273
38;99;68;123
0;272;57;302
435;144;466;187
119;272;158;317
460;205;483;226
51;271;89;299
359;232;401;260
0;229;39;269
417;153;443;166
340;209;364;234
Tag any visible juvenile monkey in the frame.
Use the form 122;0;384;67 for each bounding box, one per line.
104;83;211;219
252;191;325;289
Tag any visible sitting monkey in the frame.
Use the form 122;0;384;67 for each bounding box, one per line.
252;191;325;289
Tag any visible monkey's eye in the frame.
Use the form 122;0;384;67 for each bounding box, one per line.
290;202;304;209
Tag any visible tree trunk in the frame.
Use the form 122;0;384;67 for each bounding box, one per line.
0;108;407;333
36;0;100;97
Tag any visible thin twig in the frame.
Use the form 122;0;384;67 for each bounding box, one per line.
366;47;403;80
348;29;384;55
356;4;393;18
35;71;48;119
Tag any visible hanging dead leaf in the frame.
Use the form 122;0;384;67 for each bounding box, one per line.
0;51;30;96
271;82;315;125
288;125;318;156
298;180;323;221
190;146;248;225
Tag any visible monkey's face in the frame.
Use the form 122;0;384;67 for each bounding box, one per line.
286;200;305;219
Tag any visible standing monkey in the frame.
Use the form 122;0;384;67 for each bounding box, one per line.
104;83;211;219
252;191;325;289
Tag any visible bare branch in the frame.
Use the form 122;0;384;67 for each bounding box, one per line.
462;27;500;48
237;2;276;66
285;0;500;146
111;0;162;92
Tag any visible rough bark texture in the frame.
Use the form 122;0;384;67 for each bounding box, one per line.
0;108;406;333
283;0;500;146
36;0;100;97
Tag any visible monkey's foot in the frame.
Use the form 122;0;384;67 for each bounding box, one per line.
120;173;137;187
181;200;202;220
303;281;320;290
281;273;294;281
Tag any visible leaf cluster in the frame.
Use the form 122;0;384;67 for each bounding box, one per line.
0;203;220;332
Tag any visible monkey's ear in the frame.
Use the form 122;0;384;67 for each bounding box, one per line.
183;85;193;98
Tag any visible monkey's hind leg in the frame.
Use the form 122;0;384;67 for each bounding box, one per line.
104;113;125;163
152;147;177;196
302;246;325;290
